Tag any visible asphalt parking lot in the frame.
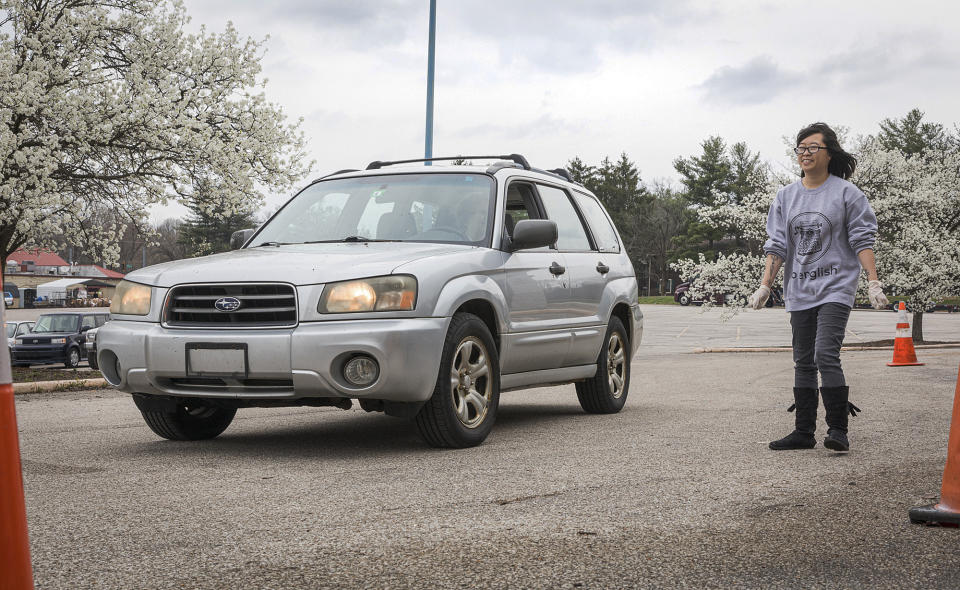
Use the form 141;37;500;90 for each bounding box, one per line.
12;305;960;589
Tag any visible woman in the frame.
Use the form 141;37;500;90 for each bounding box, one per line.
747;122;889;452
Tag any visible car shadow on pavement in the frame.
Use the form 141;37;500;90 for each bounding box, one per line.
120;400;614;461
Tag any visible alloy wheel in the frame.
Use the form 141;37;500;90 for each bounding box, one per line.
606;332;626;398
449;336;492;428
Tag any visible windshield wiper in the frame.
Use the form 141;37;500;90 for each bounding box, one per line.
253;241;288;247
301;236;400;244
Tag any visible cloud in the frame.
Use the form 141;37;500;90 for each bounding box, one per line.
697;56;801;105
815;34;957;89
697;32;960;108
453;113;585;142
186;0;424;50
445;0;709;74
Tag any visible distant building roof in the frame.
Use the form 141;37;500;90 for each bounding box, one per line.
9;248;68;266
93;265;125;279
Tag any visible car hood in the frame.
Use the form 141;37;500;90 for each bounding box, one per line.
124;242;476;288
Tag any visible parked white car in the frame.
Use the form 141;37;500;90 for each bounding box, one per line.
98;155;642;447
6;320;35;356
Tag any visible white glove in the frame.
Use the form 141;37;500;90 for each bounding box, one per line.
867;280;889;310
747;285;771;310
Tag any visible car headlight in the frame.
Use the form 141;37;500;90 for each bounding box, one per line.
51;338;67;344
318;275;417;313
110;281;152;316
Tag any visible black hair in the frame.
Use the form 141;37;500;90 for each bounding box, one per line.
796;122;857;180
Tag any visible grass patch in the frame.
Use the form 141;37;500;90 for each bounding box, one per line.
11;366;98;384
637;296;676;305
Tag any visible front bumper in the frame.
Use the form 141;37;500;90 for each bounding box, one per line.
96;318;449;402
11;344;68;364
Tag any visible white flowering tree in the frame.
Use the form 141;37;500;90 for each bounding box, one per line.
670;133;960;341
856;139;960;340
0;0;310;268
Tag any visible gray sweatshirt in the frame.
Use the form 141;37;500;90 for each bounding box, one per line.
762;174;877;312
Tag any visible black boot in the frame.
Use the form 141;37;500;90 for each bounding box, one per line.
821;385;856;452
769;387;818;450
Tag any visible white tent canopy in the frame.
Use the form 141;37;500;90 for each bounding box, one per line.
36;278;91;300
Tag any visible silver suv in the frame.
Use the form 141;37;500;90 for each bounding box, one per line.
97;154;642;447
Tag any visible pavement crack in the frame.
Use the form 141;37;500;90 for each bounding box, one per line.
494;490;563;506
21;459;106;475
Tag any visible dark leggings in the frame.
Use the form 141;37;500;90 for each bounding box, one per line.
790;302;851;389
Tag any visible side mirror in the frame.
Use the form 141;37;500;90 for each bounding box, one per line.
509;219;557;251
80;326;91;333
230;229;255;249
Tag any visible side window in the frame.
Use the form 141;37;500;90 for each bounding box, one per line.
504;182;541;238
81;315;96;330
537;185;591;251
95;315;108;327
572;192;621;252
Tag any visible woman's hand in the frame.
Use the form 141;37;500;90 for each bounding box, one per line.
867;280;889;310
748;285;771;310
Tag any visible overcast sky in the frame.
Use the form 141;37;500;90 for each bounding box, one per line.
159;0;960;221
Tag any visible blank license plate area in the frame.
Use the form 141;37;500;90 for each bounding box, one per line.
186;344;247;377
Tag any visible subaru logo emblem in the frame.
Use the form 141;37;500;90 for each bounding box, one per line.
214;297;241;312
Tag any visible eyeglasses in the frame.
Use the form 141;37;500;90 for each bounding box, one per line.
794;145;827;155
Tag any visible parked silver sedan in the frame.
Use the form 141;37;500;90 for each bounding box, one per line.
97;155;642;447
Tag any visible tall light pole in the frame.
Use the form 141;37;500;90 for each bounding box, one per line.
424;0;436;165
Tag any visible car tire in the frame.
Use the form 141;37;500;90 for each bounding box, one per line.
134;397;236;441
678;294;691;306
415;312;500;448
64;346;81;368
576;316;630;414
87;352;99;370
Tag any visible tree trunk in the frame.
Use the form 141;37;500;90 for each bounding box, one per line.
912;311;924;342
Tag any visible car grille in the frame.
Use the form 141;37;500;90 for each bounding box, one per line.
165;283;297;328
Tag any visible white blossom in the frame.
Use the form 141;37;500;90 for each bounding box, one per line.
0;0;311;266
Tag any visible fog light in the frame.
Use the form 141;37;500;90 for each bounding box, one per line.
343;355;379;387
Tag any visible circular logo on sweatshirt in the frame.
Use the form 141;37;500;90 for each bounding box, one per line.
789;212;833;265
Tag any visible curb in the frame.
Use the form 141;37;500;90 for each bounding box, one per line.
13;377;108;394
695;343;960;353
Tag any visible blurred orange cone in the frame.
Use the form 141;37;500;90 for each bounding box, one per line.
910;361;960;526
887;301;923;367
1;278;35;588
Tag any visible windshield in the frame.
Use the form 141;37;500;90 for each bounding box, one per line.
5;322;14;338
253;173;496;247
33;315;79;333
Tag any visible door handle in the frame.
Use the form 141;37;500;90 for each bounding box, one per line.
549;262;566;275
596;262;610;274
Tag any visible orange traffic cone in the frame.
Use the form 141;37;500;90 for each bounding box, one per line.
0;280;35;588
910;361;960;526
887;301;923;367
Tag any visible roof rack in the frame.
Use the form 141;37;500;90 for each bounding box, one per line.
366;154;531;170
318;168;360;180
546;168;573;182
